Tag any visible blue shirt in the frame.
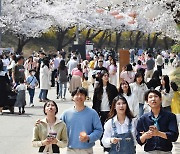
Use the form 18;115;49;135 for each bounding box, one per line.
136;109;179;152
26;75;38;89
60;106;103;149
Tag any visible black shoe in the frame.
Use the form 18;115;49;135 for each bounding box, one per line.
22;110;25;114
18;112;21;115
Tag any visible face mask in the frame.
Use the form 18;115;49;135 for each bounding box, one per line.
32;72;35;76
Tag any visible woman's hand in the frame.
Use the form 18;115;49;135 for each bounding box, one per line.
110;138;120;144
35;119;41;126
50;137;58;144
42;138;52;146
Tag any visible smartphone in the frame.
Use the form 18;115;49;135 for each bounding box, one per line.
149;125;156;131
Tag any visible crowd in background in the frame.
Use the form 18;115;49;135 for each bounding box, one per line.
0;47;180;153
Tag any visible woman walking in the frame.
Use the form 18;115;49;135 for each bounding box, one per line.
57;60;68;100
102;95;137;154
32;100;68;153
39;58;51;102
92;70;118;152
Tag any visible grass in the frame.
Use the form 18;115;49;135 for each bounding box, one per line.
170;67;180;88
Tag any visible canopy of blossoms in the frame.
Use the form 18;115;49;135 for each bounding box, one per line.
0;0;180;40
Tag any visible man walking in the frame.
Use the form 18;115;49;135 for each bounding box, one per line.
136;89;179;154
61;87;103;154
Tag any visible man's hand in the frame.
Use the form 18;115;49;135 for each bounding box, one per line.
79;132;89;142
149;125;159;137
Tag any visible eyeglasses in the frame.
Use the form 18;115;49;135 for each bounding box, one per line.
98;61;103;62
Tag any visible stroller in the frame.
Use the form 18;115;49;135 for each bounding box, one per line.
3;90;17;114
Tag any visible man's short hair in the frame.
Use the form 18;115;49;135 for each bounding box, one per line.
71;87;87;97
144;89;162;101
16;56;24;62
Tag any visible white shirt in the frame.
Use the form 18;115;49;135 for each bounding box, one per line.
2;58;10;66
67;59;78;75
53;58;60;70
122;93;139;117
101;86;110;111
16;83;26;91
155;86;174;107
102;116;137;148
130;82;148;104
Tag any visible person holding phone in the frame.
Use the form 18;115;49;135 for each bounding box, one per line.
32;100;68;153
102;95;137;154
136;89;179;154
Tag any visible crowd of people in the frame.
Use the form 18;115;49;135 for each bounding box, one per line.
0;47;180;154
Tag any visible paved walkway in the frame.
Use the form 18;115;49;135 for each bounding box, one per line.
0;65;180;154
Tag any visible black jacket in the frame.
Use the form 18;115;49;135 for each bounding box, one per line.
92;83;118;114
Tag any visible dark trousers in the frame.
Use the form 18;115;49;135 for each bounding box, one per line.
51;69;57;87
100;111;110;152
56;81;59;96
157;65;162;76
28;88;35;103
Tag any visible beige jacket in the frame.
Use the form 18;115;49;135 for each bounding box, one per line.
32;118;68;149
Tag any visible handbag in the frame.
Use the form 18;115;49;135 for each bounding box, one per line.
27;77;34;90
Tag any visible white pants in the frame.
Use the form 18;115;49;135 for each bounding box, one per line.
66;147;93;154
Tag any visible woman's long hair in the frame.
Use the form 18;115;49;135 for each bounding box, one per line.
160;75;170;93
118;80;132;96
111;58;117;67
152;70;160;80
58;60;66;70
95;70;110;99
108;95;134;120
77;63;82;72
134;72;145;85
42;57;49;68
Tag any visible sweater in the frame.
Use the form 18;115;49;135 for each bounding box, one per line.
60;106;103;149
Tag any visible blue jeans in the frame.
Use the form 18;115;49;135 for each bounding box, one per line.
28;88;35;103
39;89;48;100
59;82;67;98
139;103;144;117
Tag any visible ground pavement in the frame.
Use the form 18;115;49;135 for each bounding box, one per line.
0;65;180;154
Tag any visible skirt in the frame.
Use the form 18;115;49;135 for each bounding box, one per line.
69;75;82;93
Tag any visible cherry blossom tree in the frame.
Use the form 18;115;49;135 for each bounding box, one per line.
0;0;179;53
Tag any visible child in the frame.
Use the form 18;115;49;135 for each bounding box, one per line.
82;77;91;100
14;78;26;115
26;69;38;107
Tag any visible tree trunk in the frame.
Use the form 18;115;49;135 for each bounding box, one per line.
129;31;134;48
16;35;30;54
163;37;169;50
108;33;112;46
97;31;107;48
150;32;161;50
134;31;144;48
84;30;102;44
56;27;68;51
147;34;151;49
115;32;122;52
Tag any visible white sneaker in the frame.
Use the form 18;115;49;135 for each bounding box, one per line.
0;112;3;115
30;104;34;107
